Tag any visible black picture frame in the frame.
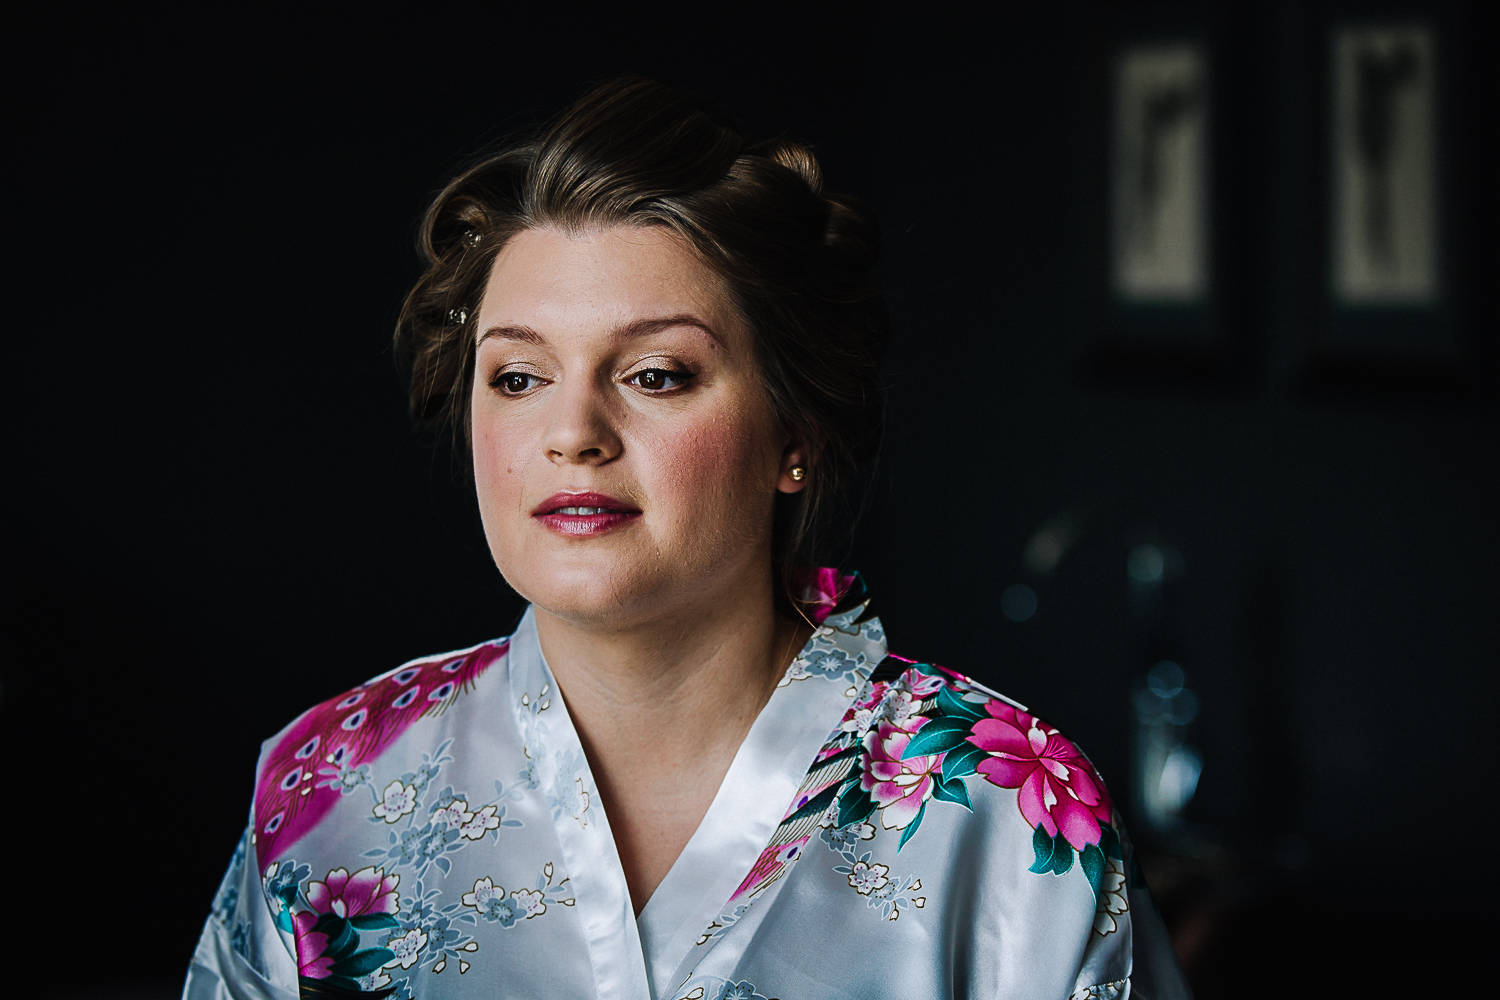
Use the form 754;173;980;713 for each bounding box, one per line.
1291;1;1483;400
1078;4;1266;388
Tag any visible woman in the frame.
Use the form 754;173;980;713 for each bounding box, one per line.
186;77;1189;1000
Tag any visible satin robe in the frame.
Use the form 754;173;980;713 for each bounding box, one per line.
185;591;1190;1000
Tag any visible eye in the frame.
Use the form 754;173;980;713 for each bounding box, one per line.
492;371;545;396
626;368;691;392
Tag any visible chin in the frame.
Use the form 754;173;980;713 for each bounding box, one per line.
500;547;676;628
499;533;753;631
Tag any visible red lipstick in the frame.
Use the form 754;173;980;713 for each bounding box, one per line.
531;492;642;537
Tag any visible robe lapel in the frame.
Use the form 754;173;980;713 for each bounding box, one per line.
506;603;887;1000
649;607;888;997
507;609;653;1000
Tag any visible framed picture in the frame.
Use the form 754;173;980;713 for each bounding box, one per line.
1080;6;1479;396
1111;43;1210;309
1303;15;1471;388
1329;24;1438;308
1079;8;1247;386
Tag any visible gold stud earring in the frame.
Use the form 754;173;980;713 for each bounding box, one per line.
789;466;806;481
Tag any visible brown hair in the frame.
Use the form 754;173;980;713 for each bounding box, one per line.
395;76;888;597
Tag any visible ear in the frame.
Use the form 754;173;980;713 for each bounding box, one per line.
776;441;810;494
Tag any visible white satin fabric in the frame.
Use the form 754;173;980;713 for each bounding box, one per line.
185;603;1190;1000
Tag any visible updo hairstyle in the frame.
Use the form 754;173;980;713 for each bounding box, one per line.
395;76;888;603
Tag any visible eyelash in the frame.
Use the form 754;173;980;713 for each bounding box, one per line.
490;371;545;396
625;368;692;392
486;367;694;396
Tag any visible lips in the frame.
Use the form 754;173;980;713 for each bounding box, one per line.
531;492;642;537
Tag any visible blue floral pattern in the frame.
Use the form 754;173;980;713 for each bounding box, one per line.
673;976;775;1000
359;740;525;879
779;611;878;688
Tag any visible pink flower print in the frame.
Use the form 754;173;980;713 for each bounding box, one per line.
902;668;947;700
841;669;945;735
292;909;334;979
305;866;401;918
968;703;1113;851
860;719;943;830
789;566;856;623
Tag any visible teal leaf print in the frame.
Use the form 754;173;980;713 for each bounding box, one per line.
1099;821;1124;861
939;742;989;782
328;947;396;978
931;774;972;810
348;913;400;932
837;777;877;828
897;801;927;850
936;684;987;722
901;716;973;758
1028;824;1076;876
320;915;357;958
1080;842;1107;899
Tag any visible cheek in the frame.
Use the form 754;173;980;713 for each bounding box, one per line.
645;409;778;517
471;409;523;510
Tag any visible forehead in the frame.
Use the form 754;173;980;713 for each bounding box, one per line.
477;224;738;342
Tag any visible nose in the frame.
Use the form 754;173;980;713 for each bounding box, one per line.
543;377;622;467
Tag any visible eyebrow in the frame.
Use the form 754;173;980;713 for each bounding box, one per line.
477;314;723;348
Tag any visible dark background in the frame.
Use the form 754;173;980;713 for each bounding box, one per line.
5;2;1492;996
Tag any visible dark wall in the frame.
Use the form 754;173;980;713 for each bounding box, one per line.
5;3;1491;995
856;5;1494;991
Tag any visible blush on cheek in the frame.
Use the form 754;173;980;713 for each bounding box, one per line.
647;412;779;549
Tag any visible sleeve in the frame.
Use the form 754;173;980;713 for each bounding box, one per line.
1068;820;1193;1000
1120;882;1192;1000
182;825;299;1000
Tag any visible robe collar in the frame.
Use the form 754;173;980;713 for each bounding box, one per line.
506;579;886;1000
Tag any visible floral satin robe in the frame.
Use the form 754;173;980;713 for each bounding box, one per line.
185;582;1190;1000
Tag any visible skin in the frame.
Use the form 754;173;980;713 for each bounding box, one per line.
471;224;812;914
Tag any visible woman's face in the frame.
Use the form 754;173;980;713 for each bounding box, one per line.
471;224;805;628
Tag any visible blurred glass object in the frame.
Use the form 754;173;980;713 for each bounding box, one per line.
1024;528;1069;577
1135;659;1203;831
1128;542;1166;583
1000;583;1038;621
1126;540;1182;623
1023;508;1090;578
1016;513;1206;835
1111;42;1209;303
1332;24;1437;304
1147;659;1185;697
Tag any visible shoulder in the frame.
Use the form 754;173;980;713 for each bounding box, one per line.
841;656;1119;866
818;656;1153;988
250;635;512;863
262;635;514;756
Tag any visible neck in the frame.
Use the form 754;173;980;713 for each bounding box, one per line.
532;564;805;749
530;563;811;913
